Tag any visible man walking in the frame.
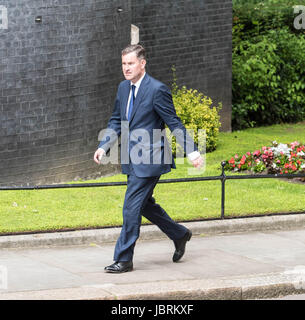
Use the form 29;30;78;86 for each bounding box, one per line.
94;44;203;273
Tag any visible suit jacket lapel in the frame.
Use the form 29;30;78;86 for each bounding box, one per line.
129;73;150;124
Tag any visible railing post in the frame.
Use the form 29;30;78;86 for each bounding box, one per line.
221;161;226;219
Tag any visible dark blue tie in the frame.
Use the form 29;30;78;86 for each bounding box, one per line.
128;85;136;121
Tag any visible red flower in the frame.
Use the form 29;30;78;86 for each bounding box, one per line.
240;155;246;165
228;157;235;164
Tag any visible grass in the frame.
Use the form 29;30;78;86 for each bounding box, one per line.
0;122;304;234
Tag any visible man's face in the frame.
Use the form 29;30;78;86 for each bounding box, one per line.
122;52;146;83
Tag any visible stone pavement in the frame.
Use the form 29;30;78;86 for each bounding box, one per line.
1;214;305;300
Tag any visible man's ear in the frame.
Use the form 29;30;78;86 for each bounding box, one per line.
141;59;146;69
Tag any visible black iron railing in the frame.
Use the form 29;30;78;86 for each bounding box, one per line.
1;162;305;219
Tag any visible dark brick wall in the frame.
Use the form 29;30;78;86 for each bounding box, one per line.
0;0;232;186
132;0;232;132
0;0;131;186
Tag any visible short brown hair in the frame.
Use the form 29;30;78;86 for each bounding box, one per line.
121;44;146;60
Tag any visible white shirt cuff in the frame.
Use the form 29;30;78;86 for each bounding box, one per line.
187;151;200;161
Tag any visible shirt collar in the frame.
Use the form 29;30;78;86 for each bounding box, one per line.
131;72;146;89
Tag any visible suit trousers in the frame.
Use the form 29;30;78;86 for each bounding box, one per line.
113;169;188;262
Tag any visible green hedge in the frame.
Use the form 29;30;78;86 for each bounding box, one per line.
232;0;305;130
233;0;301;42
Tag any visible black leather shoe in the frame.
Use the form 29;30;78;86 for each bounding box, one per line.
173;230;192;262
104;261;133;273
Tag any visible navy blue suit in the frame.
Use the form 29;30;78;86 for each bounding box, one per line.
99;73;197;262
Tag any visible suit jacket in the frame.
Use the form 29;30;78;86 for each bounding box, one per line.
98;73;197;177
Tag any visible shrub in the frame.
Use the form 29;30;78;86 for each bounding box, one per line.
232;1;305;130
169;67;222;155
232;27;305;130
233;0;300;45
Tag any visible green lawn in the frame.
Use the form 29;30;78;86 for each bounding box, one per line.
0;122;304;234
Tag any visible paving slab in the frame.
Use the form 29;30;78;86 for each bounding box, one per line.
1;217;305;300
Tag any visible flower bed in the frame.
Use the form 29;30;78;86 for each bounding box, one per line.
224;141;305;175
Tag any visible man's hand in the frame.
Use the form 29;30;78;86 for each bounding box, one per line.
192;155;203;169
93;148;106;164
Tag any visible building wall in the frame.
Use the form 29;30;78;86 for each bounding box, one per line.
0;0;232;186
132;0;232;131
0;0;131;186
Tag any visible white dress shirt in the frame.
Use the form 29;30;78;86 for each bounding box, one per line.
125;72;146;118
